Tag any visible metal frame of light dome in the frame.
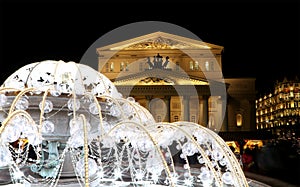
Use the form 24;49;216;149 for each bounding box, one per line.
0;60;248;187
0;88;156;186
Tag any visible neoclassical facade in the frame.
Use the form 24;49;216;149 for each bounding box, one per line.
96;32;256;132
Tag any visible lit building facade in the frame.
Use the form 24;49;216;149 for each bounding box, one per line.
256;77;300;137
96;32;256;133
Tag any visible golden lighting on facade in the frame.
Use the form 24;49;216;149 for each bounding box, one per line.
256;77;300;130
236;113;243;127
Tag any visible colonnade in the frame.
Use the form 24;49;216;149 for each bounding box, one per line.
139;95;228;129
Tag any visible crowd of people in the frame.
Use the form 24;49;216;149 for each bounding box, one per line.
229;144;259;172
228;137;300;185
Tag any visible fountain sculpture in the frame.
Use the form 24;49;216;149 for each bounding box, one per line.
0;60;248;186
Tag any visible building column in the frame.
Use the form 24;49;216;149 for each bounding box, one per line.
220;96;228;131
145;95;152;111
183;96;190;121
164;96;171;122
199;96;208;126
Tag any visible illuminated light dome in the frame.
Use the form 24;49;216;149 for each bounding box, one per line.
2;60;121;97
0;60;248;187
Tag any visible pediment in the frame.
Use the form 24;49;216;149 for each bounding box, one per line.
97;31;223;51
113;69;209;86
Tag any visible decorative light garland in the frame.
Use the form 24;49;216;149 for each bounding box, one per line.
0;60;249;186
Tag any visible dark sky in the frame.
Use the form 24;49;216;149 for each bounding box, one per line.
0;1;299;97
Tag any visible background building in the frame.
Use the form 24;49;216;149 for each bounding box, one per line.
256;77;300;138
96;31;257;134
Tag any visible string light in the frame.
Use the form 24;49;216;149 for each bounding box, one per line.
0;60;248;186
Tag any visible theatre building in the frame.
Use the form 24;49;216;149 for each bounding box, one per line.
96;31;256;135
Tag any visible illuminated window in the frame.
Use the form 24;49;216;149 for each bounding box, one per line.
205;61;209;71
120;62;129;72
189;61;199;71
194;61;199;70
236;114;243;127
205;61;215;71
120;62;125;71
110;62;114;72
189;61;194;70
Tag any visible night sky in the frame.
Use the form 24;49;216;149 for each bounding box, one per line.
0;1;299;97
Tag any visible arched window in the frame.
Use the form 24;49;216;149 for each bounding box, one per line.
110;62;114;72
205;61;210;71
120;62;125;71
194;61;199;70
189;61;194;70
236;114;243;127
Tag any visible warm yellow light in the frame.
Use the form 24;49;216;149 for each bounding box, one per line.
244;140;264;150
236;114;242;127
